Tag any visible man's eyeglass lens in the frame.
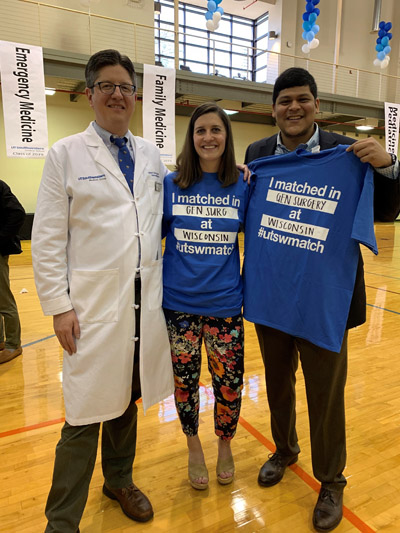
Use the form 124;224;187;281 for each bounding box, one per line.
95;82;135;95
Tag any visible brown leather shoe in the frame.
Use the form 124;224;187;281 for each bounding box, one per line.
258;452;298;487
312;486;343;532
0;347;22;364
103;482;153;522
0;342;5;351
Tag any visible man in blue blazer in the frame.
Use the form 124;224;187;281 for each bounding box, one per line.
245;67;400;532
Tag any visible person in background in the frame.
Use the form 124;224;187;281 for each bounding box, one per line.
244;67;400;532
162;103;250;490
32;49;174;533
0;179;25;364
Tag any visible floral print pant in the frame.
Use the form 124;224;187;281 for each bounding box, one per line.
163;309;244;441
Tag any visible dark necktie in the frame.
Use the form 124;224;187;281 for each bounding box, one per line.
110;135;134;193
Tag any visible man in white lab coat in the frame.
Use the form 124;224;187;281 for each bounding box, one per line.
32;49;174;533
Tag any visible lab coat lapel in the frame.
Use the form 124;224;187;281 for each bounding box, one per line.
83;124;132;192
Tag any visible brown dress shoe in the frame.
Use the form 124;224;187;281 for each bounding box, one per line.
103;482;154;522
312;486;343;532
258;452;298;487
0;347;22;364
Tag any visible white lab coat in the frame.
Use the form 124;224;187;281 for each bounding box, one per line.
32;123;174;425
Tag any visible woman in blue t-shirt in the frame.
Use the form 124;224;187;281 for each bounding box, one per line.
163;103;250;490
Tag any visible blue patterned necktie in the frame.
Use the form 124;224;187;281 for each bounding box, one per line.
110;135;134;193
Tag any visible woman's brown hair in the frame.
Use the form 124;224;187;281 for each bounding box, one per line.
174;102;239;189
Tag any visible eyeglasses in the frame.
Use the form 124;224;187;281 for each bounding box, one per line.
91;82;136;96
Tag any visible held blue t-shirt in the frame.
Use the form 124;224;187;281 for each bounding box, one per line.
244;145;378;352
163;172;250;317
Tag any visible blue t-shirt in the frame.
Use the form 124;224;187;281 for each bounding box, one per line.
244;145;378;352
163;171;250;317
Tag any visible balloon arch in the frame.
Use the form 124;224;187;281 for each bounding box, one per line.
374;21;393;69
301;0;321;54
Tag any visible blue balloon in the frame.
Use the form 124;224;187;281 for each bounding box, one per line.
216;6;223;15
387;32;392;40
313;8;320;16
312;24;319;34
302;31;308;40
379;21;386;29
312;0;320;4
302;12;309;21
215;0;223;3
306;30;315;41
207;1;216;12
378;29;385;38
303;21;311;31
376;37;381;44
309;13;317;23
306;2;314;13
205;11;213;20
384;45;391;55
375;44;383;52
381;36;389;46
385;22;392;31
377;51;386;60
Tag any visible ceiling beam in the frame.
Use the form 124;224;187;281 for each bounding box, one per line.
42;48;388;125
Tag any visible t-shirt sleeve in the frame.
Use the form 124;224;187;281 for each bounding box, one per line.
351;164;378;255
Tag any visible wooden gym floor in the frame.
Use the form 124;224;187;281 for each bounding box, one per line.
1;222;399;532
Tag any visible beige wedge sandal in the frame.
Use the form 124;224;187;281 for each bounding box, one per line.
216;456;235;485
188;462;209;490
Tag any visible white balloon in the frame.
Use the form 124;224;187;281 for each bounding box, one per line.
309;38;319;49
213;12;221;24
302;44;310;54
206;20;215;31
386;55;391;61
381;59;389;69
214;22;219;30
373;58;381;67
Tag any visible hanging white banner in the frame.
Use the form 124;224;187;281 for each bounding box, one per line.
384;102;400;156
142;64;176;165
0;40;48;158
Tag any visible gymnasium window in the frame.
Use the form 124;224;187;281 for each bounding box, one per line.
254;13;269;83
154;1;268;81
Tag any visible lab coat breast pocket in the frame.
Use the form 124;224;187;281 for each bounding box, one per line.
70;269;119;323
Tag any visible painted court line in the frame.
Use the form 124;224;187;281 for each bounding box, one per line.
238;417;375;532
0;405;375;532
365;270;400;281
0;417;65;439
367;303;400;315
1;347;376;531
366;284;400;296
22;334;56;348
198;382;376;533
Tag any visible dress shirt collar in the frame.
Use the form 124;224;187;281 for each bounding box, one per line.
275;124;321;154
92;121;128;148
91;121;134;160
